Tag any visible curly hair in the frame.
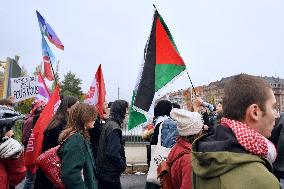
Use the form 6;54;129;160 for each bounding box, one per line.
59;103;97;143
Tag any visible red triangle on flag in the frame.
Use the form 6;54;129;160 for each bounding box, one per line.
156;17;185;66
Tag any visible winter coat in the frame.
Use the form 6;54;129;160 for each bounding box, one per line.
192;125;280;189
96;100;127;183
58;133;98;189
96;121;126;182
89;117;105;159
0;154;26;189
167;137;192;189
34;122;65;189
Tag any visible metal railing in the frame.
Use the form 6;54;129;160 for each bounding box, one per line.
121;124;147;144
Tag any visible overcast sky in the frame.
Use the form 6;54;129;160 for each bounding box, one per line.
1;0;284;102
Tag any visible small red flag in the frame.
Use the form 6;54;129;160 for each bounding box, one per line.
84;64;106;118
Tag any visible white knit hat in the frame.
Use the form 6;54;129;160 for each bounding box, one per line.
170;108;203;136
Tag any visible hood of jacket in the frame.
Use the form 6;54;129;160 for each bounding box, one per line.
109;100;128;125
192;125;272;179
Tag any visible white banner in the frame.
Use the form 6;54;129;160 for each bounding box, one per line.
84;76;98;105
10;76;39;102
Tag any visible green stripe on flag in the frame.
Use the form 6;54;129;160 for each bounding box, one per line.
128;91;147;130
155;64;186;92
128;108;147;130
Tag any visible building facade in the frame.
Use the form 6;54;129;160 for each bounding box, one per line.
202;75;284;112
158;88;192;109
0;56;22;98
160;75;284;112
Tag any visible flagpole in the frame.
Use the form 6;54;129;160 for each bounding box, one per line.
118;86;120;100
50;63;58;85
186;70;197;97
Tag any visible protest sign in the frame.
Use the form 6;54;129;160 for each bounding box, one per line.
11;76;38;102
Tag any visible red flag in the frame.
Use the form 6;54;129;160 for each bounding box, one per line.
43;61;54;81
41;36;55;81
25;85;60;172
96;64;106;118
84;64;106;118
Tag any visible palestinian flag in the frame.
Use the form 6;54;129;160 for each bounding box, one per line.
128;9;186;130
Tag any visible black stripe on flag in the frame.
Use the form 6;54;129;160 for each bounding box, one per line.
134;11;158;112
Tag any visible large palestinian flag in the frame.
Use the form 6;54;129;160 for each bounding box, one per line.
128;10;186;130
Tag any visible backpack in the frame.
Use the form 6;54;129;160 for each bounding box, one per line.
157;150;190;189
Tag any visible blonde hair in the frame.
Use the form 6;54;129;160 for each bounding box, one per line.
59;103;97;143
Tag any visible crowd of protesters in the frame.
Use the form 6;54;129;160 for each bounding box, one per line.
0;95;128;189
0;73;283;189
145;74;282;189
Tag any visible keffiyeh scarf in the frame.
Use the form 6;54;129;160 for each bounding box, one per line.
221;117;277;163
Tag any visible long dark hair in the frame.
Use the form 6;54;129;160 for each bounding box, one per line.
46;96;78;130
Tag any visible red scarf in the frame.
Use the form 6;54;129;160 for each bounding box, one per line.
221;118;277;162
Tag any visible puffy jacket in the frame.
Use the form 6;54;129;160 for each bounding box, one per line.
192;125;280;189
0;154;26;189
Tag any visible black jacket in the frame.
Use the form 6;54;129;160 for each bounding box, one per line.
197;124;247;154
96;121;126;182
96;100;127;182
89;117;105;159
269;113;284;178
